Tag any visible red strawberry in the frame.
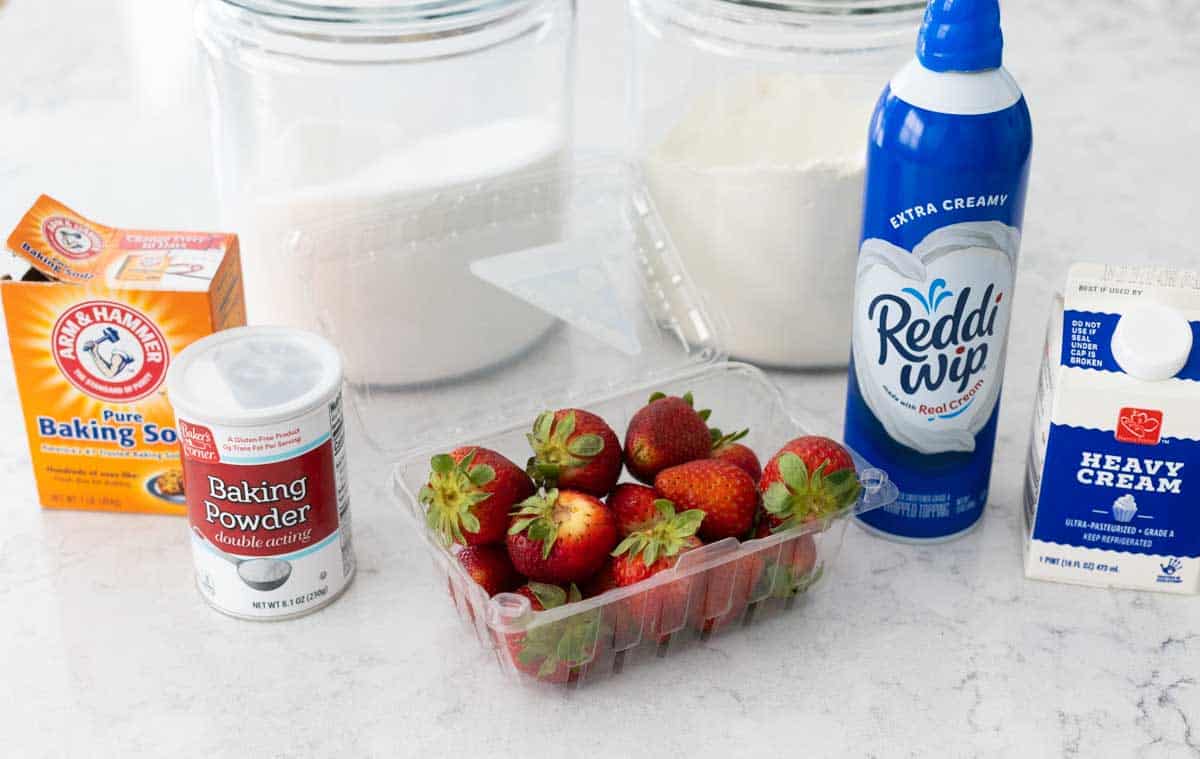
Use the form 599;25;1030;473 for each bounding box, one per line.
456;545;522;596
526;408;623;497
752;516;821;598
654;459;758;542
581;558;621;598
610;500;705;643
623;391;712;484
696;549;765;635
611;501;704;586
766;533;820;597
606;483;662;536
421;447;534;546
506;489;619;585
709;428;762;481
503;583;607;683
759;436;860;533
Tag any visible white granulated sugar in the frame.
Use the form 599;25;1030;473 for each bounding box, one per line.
237;117;564;385
644;73;873;368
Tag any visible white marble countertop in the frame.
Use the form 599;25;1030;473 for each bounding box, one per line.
2;1;1199;757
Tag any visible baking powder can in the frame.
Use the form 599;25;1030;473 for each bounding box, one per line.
166;326;355;620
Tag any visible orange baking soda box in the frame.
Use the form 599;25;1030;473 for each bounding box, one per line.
2;195;245;514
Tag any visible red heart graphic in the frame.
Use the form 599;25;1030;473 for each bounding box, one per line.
1119;415;1145;438
1116;408;1164;445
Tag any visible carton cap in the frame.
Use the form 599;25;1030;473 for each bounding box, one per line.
1111;303;1193;381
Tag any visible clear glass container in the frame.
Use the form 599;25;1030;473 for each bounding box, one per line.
196;0;575;385
629;0;925;369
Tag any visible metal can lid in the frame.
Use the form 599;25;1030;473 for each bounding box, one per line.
1111;303;1194;381
166;326;343;427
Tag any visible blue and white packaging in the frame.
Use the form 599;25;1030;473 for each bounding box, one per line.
1024;264;1200;594
844;0;1033;541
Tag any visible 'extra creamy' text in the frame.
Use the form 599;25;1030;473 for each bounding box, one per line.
889;194;1009;229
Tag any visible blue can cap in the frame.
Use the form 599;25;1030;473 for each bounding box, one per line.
916;0;1004;73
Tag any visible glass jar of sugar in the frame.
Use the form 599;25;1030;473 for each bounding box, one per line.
197;0;574;385
629;0;924;369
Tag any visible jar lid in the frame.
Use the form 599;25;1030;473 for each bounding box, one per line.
166;326;343;427
1111;303;1194;381
214;0;528;23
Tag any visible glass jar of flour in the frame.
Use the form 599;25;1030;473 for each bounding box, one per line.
629;0;923;368
197;0;574;385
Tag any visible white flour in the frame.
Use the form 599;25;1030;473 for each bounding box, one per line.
235;117;564;385
644;74;873;368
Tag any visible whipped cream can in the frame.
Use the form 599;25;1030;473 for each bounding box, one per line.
166;326;355;619
843;0;1032;541
1024;264;1200;594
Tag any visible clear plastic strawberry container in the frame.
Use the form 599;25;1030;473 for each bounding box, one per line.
293;157;898;686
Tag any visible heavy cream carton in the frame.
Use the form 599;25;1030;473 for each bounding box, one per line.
2;195;245;515
1024;263;1200;594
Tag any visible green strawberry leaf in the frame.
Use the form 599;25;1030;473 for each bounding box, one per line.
653;499;675;521
430;454;454;475
698;408;712;422
458;448;477;471
763;482;793;514
509;517;536;535
527;582;568;610
533;411;554;443
417;485;435;505
643;541;660;567
461;511;481;534
673;509;705;536
777;452;809;493
682;391;694;407
537;655;560;679
711;428;749;450
792;563;824;596
612;533;641;557
515;602;606;681
567;584;583;604
468;464;495;487
555;411;576;443
529;519;559;559
825;469;854;487
810;461;826;494
567;434;604;457
648;391;666;403
530;461;562;480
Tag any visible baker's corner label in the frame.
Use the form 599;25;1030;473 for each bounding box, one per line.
43;216;103;260
851;221;1019;455
1116;407;1163;446
51;300;169;403
178;419;220;463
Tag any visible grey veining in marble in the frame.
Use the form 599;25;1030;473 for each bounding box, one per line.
1;1;1198;757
